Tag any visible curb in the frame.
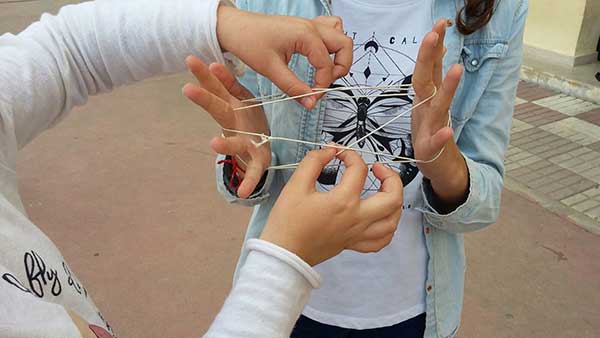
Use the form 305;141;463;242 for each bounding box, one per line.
520;65;600;105
504;177;600;236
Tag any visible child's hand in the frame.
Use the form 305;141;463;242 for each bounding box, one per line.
411;19;469;208
216;6;352;109
412;19;461;173
183;56;271;199
260;148;404;266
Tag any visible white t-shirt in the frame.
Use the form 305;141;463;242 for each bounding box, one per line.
309;0;432;329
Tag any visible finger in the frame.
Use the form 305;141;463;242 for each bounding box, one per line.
432;19;447;50
210;136;247;156
237;161;266;199
432;19;447;86
421;65;461;152
287;148;337;193
313;15;344;31
183;84;235;128
307;43;335;93
185;56;232;102
412;31;439;98
373;163;403;194
331;149;368;197
264;57;318;109
294;31;335;95
353;215;398;241
358;164;403;221
209;63;254;101
428;127;454;157
434;64;463;111
315;25;353;79
346;233;394;253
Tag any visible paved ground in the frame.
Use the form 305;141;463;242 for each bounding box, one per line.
505;82;600;234
14;75;598;338
3;2;600;338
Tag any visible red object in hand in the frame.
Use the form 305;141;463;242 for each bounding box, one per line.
218;157;245;190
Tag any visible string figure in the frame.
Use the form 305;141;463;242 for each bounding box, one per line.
224;32;447;186
223;83;448;175
319;81;418;189
319;32;419;192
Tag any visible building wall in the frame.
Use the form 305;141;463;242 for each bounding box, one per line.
523;0;598;66
575;0;600;57
523;0;586;58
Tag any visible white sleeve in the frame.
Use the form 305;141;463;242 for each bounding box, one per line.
0;240;320;338
203;239;321;338
0;0;240;151
0;268;83;338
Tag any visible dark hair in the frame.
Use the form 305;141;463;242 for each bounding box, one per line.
456;0;496;35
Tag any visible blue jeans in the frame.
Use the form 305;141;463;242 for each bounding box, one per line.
291;313;426;338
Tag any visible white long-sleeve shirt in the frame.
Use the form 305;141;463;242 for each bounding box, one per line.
0;1;320;337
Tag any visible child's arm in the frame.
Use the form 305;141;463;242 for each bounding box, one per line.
413;1;528;233
205;148;405;338
0;0;240;155
0;0;352;166
0;149;404;338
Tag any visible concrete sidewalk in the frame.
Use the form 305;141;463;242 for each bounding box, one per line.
505;82;600;234
3;2;600;338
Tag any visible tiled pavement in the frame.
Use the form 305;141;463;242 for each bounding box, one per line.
504;81;600;234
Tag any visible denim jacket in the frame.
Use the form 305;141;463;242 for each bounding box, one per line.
216;0;527;337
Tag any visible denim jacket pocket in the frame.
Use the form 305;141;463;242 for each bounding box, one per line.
452;40;508;129
461;40;508;73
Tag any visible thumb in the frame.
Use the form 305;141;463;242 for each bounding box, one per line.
263;57;318;110
427;127;453;159
286;148;336;193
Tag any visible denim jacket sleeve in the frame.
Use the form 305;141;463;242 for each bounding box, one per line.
215;151;277;206
215;0;277;206
419;0;528;233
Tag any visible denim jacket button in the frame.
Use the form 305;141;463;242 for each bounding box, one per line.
427;285;433;292
470;59;479;66
425;227;431;234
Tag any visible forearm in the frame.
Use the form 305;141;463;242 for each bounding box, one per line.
0;0;237;149
90;0;234;87
420;0;527;225
203;239;320;338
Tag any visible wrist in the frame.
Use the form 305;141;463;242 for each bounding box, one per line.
216;5;242;53
427;145;469;207
260;229;316;266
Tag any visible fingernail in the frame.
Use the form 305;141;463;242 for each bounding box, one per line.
301;97;314;108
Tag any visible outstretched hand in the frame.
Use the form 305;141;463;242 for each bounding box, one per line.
183;56;271;199
411;19;469;208
261;148;404;266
